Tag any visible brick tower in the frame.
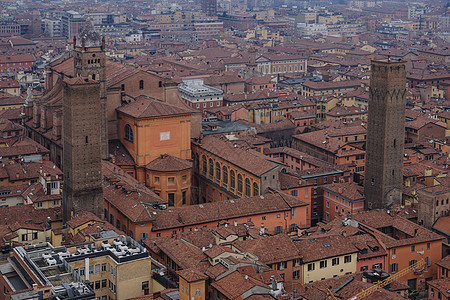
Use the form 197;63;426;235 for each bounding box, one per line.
364;59;407;210
62;77;104;222
73;22;108;160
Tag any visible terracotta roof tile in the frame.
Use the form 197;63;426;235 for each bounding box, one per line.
195;135;278;176
435;254;450;270
351;210;445;248
145;154;192;172
177;268;208;282
432;216;450;235
211;271;271;299
151;191;307;231
117;96;194;118
427;278;450;298
66;210;103;229
295;235;358;263
232;234;301;265
322;182;365;202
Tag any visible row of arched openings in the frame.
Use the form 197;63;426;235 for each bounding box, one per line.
200;154;259;197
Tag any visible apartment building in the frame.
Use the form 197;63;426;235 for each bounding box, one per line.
322;182;365;222
296;235;358;283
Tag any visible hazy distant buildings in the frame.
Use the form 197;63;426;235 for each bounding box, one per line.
61;11;86;38
297;22;328;36
201;0;217;16
194;17;223;39
0;21;21;35
42;18;61;37
220;14;257;30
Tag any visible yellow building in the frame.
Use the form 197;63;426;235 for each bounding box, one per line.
301;80;361;97
298;11;317;23
318;14;344;24
178;269;207;300
0;91;24;110
67;236;154;300
0;80;20;96
340;88;369;110
295;235;358;283
313;94;340;120
326;105;367;122
153;11;200;24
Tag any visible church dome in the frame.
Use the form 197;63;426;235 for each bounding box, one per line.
76;22;101;48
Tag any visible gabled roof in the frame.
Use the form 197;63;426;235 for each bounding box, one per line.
295;235;358;263
232;234;301;265
117;96;194;119
194;135;278;176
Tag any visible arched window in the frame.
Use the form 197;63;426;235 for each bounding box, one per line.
202;155;207;175
209;159;214;178
216;162;221;181
92;73;96;80
139;80;144;90
238;174;243;194
125;124;133;142
223;166;228;186
245;178;251;197
195;153;199;171
230;170;235;190
253;183;259;196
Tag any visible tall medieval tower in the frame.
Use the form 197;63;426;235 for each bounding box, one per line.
364;59;407;210
63;24;105;222
62;77;104;222
73;23;108;160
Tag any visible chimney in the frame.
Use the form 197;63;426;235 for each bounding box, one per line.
338;187;343;194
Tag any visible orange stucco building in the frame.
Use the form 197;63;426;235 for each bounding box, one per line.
103;161;309;241
352;211;444;292
116;96;194;206
145;154;193;206
322;182;365;223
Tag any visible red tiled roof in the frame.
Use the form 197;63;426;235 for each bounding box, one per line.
66;210;103;229
177;268;208;282
233;234;301;265
0;79;19;89
351;210;444;248
117;96;194;119
149;191;307;231
0;54;35;64
322;182;365;202
145;154;192;172
302;80;362;90
432;216;450;236
295;235;358;263
195;135;279;176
